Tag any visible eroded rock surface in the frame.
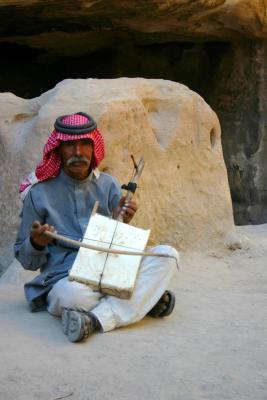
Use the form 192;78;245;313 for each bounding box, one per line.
0;78;235;274
211;41;267;224
0;1;266;228
0;0;266;44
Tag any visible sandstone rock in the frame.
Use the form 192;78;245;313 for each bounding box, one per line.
0;0;266;46
210;41;267;225
0;78;235;254
0;3;266;231
224;233;242;250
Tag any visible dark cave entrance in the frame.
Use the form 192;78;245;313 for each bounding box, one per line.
0;39;266;225
0;40;229;102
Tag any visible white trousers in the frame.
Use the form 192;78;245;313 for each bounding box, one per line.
47;245;179;332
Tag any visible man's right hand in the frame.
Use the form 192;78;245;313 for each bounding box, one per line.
30;221;56;248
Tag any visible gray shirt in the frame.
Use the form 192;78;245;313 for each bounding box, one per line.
14;168;121;311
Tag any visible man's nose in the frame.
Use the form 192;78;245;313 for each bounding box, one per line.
74;142;82;156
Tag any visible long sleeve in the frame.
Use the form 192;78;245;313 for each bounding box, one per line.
14;170;123;311
14;191;48;271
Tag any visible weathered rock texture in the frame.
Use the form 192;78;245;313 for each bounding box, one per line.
0;0;266;42
0;1;266;226
0;78;235;274
211;41;267;224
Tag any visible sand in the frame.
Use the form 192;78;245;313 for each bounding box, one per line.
0;224;266;400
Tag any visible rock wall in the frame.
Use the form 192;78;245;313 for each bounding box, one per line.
0;78;235;275
0;1;266;227
0;0;266;41
0;0;266;277
210;40;267;224
0;0;267;228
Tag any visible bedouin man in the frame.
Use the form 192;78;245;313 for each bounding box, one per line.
14;112;179;342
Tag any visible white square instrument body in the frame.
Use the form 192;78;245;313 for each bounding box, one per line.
69;213;151;299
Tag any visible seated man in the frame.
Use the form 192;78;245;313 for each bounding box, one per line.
14;112;179;342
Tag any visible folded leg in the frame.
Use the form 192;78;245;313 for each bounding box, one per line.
47;277;102;316
91;245;179;332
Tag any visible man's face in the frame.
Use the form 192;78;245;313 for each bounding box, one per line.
58;139;94;180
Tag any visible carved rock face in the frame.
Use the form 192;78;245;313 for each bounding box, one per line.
0;2;266;274
0;0;266;43
0;78;235;260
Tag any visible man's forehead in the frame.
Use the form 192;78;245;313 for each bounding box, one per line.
60;138;93;145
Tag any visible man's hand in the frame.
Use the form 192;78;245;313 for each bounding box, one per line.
113;196;138;224
30;221;56;248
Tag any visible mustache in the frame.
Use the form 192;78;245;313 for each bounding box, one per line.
66;156;91;167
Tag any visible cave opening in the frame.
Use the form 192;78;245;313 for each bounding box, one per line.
0;40;229;102
1;38;265;226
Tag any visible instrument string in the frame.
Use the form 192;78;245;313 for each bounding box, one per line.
98;218;121;293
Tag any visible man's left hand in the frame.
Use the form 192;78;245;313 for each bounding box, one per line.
113;196;138;224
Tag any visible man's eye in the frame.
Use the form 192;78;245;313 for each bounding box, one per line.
81;139;92;145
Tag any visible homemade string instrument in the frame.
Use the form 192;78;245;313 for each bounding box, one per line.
68;155;150;299
45;156;177;299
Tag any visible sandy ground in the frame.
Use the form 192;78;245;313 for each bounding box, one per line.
0;224;266;400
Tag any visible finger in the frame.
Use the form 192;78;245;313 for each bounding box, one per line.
122;207;134;217
33;224;52;237
125;206;137;214
32;220;41;229
122;212;132;223
123;204;137;215
125;201;137;211
41;225;56;237
118;196;126;207
41;224;50;233
47;225;56;233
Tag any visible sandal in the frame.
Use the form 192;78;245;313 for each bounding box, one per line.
62;309;98;342
148;290;175;318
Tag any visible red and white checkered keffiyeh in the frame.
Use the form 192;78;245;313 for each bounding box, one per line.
19;113;105;200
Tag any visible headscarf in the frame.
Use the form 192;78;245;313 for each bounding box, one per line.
19;112;105;200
